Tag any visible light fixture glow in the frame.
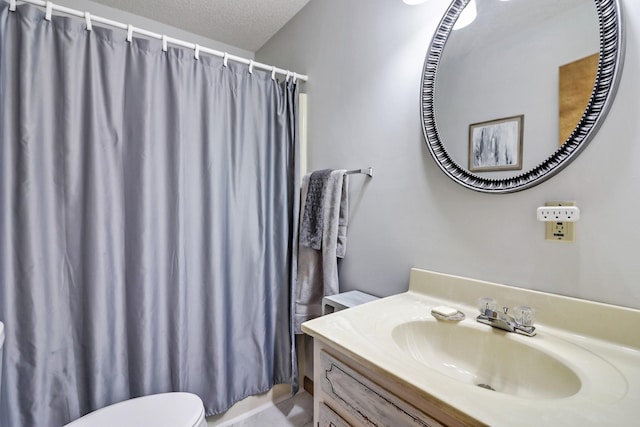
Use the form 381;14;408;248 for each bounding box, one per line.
402;0;428;5
453;0;477;30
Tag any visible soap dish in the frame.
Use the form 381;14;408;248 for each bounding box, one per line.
431;308;466;322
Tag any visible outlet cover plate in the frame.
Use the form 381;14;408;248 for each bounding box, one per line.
544;202;575;241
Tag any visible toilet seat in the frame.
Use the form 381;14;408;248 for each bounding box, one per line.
64;392;207;427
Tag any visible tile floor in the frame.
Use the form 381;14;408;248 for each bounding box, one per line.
226;391;314;427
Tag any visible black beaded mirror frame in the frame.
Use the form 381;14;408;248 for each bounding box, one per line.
421;0;625;193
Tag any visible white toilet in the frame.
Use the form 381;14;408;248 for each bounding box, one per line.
0;322;205;427
64;391;208;427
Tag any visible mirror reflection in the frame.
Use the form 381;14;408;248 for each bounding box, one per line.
434;0;599;179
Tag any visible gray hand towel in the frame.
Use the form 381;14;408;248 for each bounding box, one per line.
336;172;348;258
294;169;349;333
299;169;332;250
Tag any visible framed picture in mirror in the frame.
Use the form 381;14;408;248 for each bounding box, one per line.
468;115;524;172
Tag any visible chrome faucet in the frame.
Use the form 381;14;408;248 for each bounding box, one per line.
476;300;536;337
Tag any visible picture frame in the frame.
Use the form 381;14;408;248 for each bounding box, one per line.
468;115;524;172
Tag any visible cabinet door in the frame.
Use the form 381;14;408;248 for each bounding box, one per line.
318;402;352;427
320;351;444;427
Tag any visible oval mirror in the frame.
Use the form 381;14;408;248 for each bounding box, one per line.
421;0;624;193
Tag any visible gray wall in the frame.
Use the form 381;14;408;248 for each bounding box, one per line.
257;0;640;309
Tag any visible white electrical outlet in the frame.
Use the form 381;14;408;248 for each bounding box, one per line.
536;206;580;222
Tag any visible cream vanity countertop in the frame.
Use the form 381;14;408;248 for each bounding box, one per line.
302;268;640;426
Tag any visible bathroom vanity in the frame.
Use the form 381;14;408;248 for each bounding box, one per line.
313;339;475;426
301;269;640;426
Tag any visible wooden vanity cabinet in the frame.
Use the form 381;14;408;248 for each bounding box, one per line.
313;339;480;427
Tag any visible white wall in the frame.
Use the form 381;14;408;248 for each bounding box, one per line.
257;0;640;309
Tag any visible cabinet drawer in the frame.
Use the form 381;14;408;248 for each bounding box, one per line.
320;351;444;427
319;402;352;427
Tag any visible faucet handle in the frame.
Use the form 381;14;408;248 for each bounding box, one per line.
513;305;535;327
478;297;497;315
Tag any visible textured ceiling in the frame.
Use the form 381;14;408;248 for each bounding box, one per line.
90;0;310;52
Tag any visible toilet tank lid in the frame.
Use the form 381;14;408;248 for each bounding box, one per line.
64;392;206;427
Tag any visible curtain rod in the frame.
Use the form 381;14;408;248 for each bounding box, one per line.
8;0;309;82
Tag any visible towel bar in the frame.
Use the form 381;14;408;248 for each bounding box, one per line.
345;167;373;178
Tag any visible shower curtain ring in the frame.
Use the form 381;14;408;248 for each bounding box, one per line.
223;53;229;67
248;60;254;74
126;24;134;43
285;71;291;82
194;44;200;60
85;12;92;31
162;35;168;52
9;0;16;12
271;66;277;81
45;1;53;21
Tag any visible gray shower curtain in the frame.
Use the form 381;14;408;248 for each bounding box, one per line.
0;3;299;426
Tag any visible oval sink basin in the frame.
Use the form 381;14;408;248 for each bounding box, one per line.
392;320;581;399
